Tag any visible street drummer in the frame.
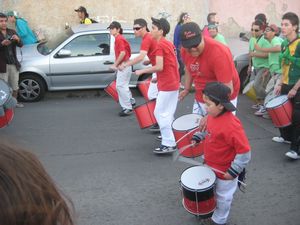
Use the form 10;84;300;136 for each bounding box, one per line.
274;12;300;160
192;82;251;225
135;17;180;154
178;22;240;130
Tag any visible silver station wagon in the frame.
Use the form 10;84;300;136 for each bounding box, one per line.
17;23;149;102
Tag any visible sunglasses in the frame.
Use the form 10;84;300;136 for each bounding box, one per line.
133;27;142;31
251;28;260;32
265;28;274;32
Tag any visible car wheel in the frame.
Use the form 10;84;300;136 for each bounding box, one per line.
18;74;46;102
239;67;250;92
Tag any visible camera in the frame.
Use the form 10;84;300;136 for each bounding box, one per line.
7;36;13;41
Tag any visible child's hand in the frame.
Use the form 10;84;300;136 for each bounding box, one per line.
223;172;234;180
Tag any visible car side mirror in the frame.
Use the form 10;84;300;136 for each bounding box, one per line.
57;49;71;57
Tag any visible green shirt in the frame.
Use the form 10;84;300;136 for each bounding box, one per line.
269;36;283;74
214;33;227;46
251;36;271;69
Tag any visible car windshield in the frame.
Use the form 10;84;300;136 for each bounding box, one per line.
37;29;74;55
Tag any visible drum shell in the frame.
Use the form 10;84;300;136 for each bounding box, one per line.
133;100;157;129
0;108;14;128
104;80;119;102
173;129;204;158
138;78;151;101
266;96;292;128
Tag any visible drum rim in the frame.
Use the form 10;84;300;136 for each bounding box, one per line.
172;114;202;131
265;95;289;109
0;80;11;106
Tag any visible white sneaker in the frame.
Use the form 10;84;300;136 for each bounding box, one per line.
272;136;291;144
285;151;300;160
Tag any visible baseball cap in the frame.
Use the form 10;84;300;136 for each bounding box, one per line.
107;21;121;29
74;6;87;13
134;18;149;32
203;82;236;112
6;11;18;17
207;22;218;29
151;17;170;35
180;22;202;48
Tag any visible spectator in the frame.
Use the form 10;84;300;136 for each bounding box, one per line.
202;12;219;37
108;21;134;117
0;12;24;108
135;17;180;154
255;13;268;31
274;12;300;160
7;10;37;45
74;6;93;24
179;22;240;121
0;141;75;225
248;20;271;116
207;22;227;45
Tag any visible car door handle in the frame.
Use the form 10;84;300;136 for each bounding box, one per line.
103;61;114;65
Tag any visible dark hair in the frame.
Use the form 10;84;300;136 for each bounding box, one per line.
204;94;227;114
252;19;264;30
0;142;75;225
0;12;7;19
151;17;170;36
282;12;299;33
207;12;217;23
255;13;267;24
178;12;188;25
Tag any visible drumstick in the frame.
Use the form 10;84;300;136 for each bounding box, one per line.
175;126;199;145
172;143;195;162
177;156;247;187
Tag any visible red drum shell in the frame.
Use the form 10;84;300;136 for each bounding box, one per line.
172;114;203;158
0;108;14;128
133;100;157;129
180;166;216;218
138;78;151;101
265;95;292;128
104;80;119;102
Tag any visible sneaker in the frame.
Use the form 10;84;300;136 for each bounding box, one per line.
153;145;177;154
251;103;262;110
118;109;132;117
149;124;160;132
16;102;24;108
272;136;291;144
130;98;136;107
262;113;270;119
156;135;162;141
285;150;300;160
254;105;267;116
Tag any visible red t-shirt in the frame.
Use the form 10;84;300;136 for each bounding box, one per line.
141;33;157;66
155;37;180;91
203;112;250;179
181;37;240;102
114;34;131;63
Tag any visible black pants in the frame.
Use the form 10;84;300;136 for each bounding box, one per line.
279;84;300;152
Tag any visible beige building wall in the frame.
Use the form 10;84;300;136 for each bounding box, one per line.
1;0;300;40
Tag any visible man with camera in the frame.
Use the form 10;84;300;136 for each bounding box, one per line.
0;12;24;107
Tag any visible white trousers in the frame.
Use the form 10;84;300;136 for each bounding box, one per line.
212;178;238;224
116;66;133;110
192;97;238;116
154;90;178;147
148;73;158;100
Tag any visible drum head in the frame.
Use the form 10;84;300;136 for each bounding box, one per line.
264;91;276;106
172;114;202;131
265;95;288;108
0;80;10;106
181;166;216;191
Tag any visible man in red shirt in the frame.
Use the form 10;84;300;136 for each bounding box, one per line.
108;21;133;116
135;17;180;154
179;22;240;121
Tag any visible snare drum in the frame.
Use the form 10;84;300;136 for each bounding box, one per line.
265;95;292;128
180;166;216;218
172;114;203;158
133;100;157;129
0;80;16;128
242;80;256;102
104;80;118;102
264;91;276;106
138;78;151;101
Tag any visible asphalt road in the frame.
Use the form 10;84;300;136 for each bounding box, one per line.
1;90;299;225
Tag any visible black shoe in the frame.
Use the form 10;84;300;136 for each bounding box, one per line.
156;135;162;141
149;124;160;132
119;109;132;117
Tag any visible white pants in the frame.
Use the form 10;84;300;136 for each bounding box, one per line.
192;97;238;116
212;178;238;224
148;73;158;100
154;90;178;147
116;66;133;110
